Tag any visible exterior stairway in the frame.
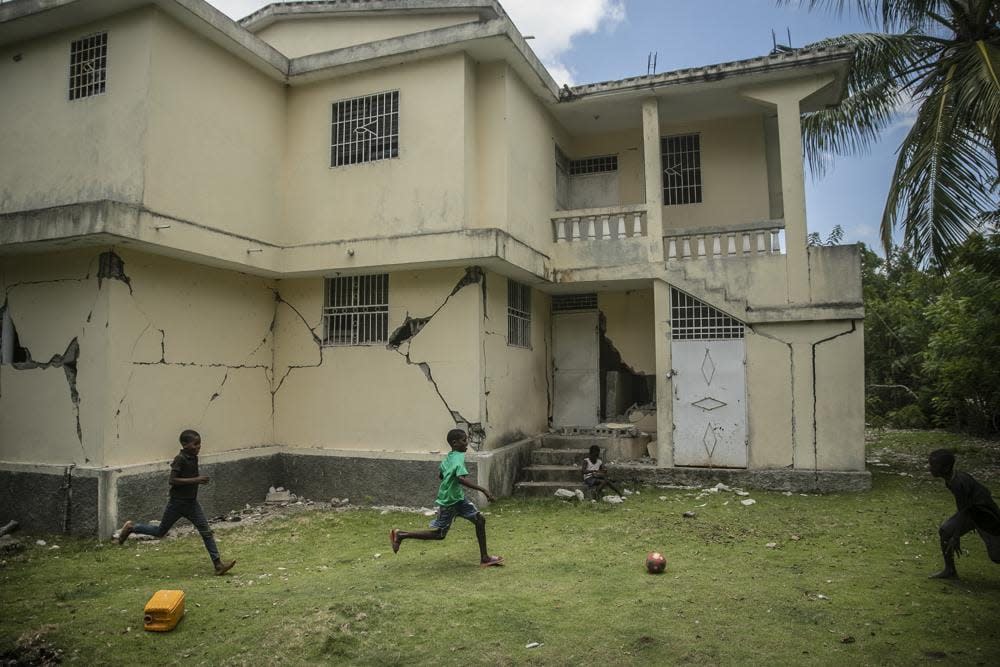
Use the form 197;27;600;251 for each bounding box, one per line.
514;433;649;497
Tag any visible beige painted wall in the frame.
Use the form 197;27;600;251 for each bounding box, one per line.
282;53;468;245
658;115;771;231
0;10;151;213
104;249;276;467
746;320;865;471
0;250;110;466
598;289;655;374
472;61;508;232
481;270;550;448
273;267;482;451
505;65;573;250
569;130;646;207
143;10;285;243
253;13;481;58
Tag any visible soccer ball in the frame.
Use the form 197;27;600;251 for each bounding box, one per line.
646;551;666;574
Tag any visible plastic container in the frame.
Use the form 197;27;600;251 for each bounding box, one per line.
143;589;185;632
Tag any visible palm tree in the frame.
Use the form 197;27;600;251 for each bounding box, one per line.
784;0;999;265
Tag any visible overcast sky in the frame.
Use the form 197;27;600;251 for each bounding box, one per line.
210;0;910;251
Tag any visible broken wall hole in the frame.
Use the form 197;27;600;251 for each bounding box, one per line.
96;250;132;293
599;312;654;421
387;316;430;349
0;303;30;364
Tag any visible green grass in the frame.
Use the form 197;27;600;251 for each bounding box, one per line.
3;430;1000;665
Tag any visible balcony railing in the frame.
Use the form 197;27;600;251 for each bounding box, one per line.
551;204;647;243
664;221;785;261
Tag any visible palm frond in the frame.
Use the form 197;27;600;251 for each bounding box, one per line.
881;68;997;262
776;0;952;31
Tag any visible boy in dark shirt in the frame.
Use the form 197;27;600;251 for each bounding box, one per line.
116;429;235;575
389;429;503;567
928;449;1000;579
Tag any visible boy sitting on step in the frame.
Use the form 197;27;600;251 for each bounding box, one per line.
582;445;623;499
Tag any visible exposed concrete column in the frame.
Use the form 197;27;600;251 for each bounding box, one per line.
742;76;833;304
652;278;673;466
642;98;665;263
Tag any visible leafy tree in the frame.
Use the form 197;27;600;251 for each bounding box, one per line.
922;233;1000;432
862;232;1000;434
784;0;1000;266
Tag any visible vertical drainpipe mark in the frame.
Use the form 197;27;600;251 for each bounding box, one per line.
810;321;857;474
62;464;75;534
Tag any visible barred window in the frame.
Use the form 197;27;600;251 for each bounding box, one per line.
323;274;389;346
552;293;597;312
69;32;107;101
331;91;399;167
670;289;743;340
507;280;531;348
661;133;702;205
569;155;618;176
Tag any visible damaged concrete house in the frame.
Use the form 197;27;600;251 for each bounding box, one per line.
0;0;868;536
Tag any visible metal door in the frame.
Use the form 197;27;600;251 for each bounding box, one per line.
669;289;747;468
552;311;600;428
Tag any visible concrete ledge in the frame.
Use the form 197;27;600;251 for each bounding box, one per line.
611;463;872;493
0;468;99;535
475;437;537;497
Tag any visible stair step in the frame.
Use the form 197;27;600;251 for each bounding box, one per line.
531;448;589;466
513;481;586;498
521;464;581;483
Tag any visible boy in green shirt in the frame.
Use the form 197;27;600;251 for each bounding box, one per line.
389;429;504;567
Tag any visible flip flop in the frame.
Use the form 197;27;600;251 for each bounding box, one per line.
389;529;400;554
480;555;504;568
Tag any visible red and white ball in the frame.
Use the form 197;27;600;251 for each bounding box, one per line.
645;551;667;574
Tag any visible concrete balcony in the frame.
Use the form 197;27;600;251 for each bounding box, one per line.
550;204;648;243
664;220;785;261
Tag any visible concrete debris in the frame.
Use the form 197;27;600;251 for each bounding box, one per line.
330;497;350;507
735;490;750;496
682;511;697;518
603;495;624;504
574;489;585;502
525;642;543;649
554;488;577;500
35;540;46;546
713;483;731;492
0;535;24;554
265;487;295;503
622;489;634;495
741;499;756;506
765;542;777;548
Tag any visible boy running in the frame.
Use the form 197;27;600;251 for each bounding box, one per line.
116;429;235;575
389;429;503;567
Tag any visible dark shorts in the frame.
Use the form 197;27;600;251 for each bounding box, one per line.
429;499;479;535
584;477;602;488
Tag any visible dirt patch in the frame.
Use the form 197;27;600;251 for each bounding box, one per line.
1;626;63;666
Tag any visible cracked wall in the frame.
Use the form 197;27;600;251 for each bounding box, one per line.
746;320;865;471
1;249;110;465
481;270;550;448
273;267;482;451
107;249;275;466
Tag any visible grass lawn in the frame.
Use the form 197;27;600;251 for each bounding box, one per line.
2;430;1000;665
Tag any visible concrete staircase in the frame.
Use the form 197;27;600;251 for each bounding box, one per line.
514;433;649;497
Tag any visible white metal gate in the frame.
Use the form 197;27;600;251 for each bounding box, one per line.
551;298;600;429
670;290;747;468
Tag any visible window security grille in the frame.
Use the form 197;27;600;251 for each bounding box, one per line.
69;32;107;101
331;90;399;167
661;133;702;205
670;289;744;340
323;274;389;345
552;293;598;312
507;280;532;348
569;155;618;176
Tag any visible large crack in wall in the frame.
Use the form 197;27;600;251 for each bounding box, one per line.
1;251;110;462
385;266;487;445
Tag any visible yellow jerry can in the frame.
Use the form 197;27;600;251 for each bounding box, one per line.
143;589;185;632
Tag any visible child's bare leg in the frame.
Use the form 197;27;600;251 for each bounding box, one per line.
472;513;503;566
930;515;965;579
390;527;444;553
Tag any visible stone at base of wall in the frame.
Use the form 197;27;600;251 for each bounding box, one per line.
612;463;872;493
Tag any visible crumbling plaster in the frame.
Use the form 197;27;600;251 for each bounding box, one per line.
273;266;486;451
